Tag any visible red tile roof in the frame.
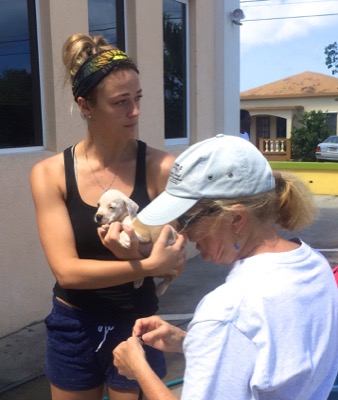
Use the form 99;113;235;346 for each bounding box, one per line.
241;71;338;99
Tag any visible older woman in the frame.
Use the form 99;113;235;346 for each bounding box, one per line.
113;135;338;400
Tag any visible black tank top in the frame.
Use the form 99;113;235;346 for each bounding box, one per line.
53;140;159;317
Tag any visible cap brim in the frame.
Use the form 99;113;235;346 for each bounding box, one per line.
137;191;198;226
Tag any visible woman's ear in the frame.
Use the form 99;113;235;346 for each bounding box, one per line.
231;205;248;234
77;96;92;118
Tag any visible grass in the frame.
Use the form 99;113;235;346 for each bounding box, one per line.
270;161;338;170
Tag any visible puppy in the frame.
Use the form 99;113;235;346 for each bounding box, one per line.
95;189;177;296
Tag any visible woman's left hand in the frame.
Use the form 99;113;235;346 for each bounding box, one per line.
98;222;144;260
113;337;146;380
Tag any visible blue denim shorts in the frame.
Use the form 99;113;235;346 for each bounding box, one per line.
45;297;166;391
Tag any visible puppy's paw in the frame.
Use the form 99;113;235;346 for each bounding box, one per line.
119;231;131;248
100;224;110;232
134;279;144;289
166;226;178;246
156;276;174;296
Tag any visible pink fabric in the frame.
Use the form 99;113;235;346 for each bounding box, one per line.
333;266;338;286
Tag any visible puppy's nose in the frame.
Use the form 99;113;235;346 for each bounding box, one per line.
95;214;103;224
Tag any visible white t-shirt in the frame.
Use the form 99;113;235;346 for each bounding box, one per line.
181;240;338;400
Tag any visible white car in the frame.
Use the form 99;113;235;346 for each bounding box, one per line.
315;135;338;161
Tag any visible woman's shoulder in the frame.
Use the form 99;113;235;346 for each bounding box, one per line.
31;151;64;177
144;144;176;196
146;144;176;175
145;144;175;168
30;150;67;197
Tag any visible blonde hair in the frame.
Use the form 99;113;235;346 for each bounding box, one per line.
188;172;315;232
273;172;315;230
62;33;113;85
62;34;114;107
62;33;141;106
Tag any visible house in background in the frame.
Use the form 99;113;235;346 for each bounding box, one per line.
240;71;338;159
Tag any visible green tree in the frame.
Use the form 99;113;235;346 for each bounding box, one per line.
291;111;332;161
325;42;338;75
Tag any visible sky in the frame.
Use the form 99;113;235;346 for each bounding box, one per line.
239;0;338;91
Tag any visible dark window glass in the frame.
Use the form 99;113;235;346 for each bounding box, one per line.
276;117;286;138
163;0;187;139
257;116;270;139
326;113;337;135
88;0;125;50
0;0;42;149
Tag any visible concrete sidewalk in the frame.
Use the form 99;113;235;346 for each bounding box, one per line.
1;194;338;399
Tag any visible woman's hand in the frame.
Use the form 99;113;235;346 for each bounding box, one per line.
98;223;186;284
144;225;187;278
132;316;186;353
114;335;179;400
98;222;144;260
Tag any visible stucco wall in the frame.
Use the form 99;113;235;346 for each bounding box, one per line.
271;162;338;196
0;0;88;338
241;95;338;140
0;0;240;337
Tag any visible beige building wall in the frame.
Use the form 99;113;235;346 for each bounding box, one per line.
0;0;240;336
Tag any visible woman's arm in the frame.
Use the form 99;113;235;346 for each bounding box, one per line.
113;337;179;400
30;157;186;290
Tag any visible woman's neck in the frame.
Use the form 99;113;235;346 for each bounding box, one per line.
239;225;299;259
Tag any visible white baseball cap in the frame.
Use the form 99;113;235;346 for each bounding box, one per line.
138;134;275;226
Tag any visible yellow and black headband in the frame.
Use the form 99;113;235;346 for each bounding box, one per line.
72;49;138;101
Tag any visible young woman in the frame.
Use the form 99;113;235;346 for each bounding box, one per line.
30;33;186;400
113;135;338;400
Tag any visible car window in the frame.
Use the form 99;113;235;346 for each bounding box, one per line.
324;136;335;143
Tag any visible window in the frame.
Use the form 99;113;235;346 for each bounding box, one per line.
276;117;286;138
88;0;125;50
0;0;42;150
163;0;189;144
325;112;337;135
256;116;270;139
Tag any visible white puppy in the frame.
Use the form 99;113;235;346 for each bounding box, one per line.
95;189;177;296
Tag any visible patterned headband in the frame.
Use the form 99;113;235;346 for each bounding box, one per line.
72;49;138;101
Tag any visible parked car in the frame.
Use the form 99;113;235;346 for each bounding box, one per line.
315;135;338;161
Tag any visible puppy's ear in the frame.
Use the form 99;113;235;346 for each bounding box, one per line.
125;198;139;218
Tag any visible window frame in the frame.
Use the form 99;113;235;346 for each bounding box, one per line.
0;0;44;154
116;0;126;51
164;0;190;147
